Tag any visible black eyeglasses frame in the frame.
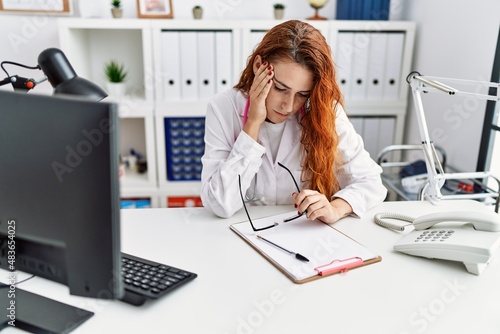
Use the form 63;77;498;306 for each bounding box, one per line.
237;162;306;232
277;162;307;222
238;174;278;232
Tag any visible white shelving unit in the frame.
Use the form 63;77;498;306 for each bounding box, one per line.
57;18;415;208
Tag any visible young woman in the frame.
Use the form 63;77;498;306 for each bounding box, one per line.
201;20;387;224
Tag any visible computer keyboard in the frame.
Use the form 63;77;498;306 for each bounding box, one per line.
120;253;197;306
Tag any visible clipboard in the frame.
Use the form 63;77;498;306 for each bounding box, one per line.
230;211;382;283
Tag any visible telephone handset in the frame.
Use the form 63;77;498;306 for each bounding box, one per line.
374;210;500;275
412;211;500;231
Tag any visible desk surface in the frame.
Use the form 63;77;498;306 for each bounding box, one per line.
3;200;500;334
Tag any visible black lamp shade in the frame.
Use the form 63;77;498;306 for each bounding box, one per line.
38;48;107;101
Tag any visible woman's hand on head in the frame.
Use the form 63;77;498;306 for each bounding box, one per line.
244;60;274;140
292;190;353;224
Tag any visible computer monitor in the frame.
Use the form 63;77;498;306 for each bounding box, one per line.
0;90;123;332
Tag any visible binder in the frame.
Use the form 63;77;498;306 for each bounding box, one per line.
361;117;395;158
215;31;233;93
350;32;371;100
335;32;354;99
350;116;364;136
383;32;405;100
350;0;363;20
366;32;388;100
250;30;266;52
362;0;373;20
197;31;216;100
335;0;348;19
379;0;391;20
377;117;396;154
362;117;380;158
230;211;381;283
179;31;199;100
161;31;182;101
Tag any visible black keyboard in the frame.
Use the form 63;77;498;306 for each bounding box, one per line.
120;253;197;306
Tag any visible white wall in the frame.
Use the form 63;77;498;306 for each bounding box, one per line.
0;0;498;172
0;12;59;94
400;0;500;172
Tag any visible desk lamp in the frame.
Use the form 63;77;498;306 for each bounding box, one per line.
407;72;500;211
0;47;107;101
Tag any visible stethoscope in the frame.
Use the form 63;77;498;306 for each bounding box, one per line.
244;173;267;203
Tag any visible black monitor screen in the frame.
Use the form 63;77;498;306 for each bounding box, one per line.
0;90;123;300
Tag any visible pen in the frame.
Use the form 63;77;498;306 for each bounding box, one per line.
256;235;309;262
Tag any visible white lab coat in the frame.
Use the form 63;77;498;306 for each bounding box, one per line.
201;88;387;218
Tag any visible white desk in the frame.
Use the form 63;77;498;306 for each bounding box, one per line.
3;200;500;334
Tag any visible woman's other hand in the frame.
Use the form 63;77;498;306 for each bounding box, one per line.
293;190;353;224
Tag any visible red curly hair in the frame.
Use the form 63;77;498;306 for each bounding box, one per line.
234;20;344;199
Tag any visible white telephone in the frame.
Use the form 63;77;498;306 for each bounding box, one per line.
374;210;500;275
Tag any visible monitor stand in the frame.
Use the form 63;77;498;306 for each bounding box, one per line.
1;288;94;333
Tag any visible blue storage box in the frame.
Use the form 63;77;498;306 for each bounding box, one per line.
164;117;205;181
336;0;390;20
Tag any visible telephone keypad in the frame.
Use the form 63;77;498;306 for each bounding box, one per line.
414;229;455;242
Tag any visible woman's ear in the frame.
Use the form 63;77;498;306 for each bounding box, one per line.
252;55;263;74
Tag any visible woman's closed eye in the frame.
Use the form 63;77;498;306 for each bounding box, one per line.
274;85;309;99
272;77;310;101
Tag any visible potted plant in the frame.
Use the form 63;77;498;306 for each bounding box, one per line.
192;5;203;19
111;0;123;18
273;3;285;19
104;60;128;97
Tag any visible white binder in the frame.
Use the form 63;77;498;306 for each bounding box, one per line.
362;117;380;158
361;117;395;158
215;31;233;93
250;30;266;51
366;33;388;100
197;31;216;100
334;32;354;99
350;32;371;100
377;117;395;152
179;31;199;100
161;31;182;101
350;116;364;135
383;33;405;100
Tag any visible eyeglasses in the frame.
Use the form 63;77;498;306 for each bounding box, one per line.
238;162;306;232
238;174;278;231
277;162;307;223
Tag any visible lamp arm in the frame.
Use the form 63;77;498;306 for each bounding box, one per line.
1;50;106;100
408;73;500;101
0;75;39;91
409;77;445;199
0;76;12;86
407;72;500;204
0;61;42;91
